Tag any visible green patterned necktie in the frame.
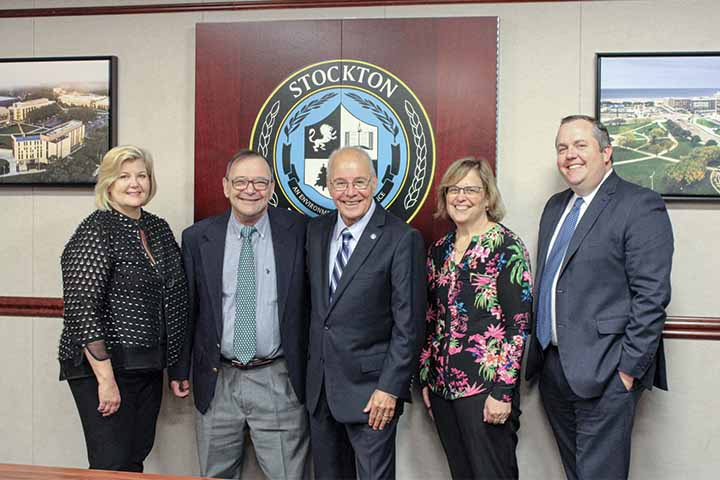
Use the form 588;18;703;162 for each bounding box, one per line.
233;225;257;364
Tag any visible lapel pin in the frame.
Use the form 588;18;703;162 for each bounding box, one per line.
370;233;377;240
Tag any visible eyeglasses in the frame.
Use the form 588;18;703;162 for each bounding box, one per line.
229;176;272;191
445;185;484;196
330;177;372;191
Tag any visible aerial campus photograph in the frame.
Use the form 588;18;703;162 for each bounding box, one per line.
0;58;112;185
598;54;720;198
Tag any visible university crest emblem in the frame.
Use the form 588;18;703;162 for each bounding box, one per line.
250;59;435;221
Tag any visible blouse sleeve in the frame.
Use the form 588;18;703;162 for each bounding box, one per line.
418;244;439;387
490;237;533;402
61;217;112;359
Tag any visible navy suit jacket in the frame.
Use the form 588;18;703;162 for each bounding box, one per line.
168;207;309;414
525;172;673;398
305;204;426;423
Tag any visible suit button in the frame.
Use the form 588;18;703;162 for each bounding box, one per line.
557;289;564;294
212;367;218;374
216;343;220;349
324;325;329;330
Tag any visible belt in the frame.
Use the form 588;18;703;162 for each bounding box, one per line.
220;356;279;370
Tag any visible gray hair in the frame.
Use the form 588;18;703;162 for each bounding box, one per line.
225;149;273;178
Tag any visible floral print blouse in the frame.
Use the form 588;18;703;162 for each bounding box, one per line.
419;224;532;402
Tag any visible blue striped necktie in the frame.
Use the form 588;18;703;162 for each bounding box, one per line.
536;197;584;349
233;225;257;364
329;229;353;303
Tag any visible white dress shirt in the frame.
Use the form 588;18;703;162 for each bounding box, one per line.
548;169;613;345
327;201;376;283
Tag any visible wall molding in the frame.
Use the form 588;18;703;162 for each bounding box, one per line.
0;1;583;18
1;296;718;340
663;316;720;341
0;296;63;318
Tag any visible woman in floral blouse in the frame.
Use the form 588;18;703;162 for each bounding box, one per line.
419;157;532;479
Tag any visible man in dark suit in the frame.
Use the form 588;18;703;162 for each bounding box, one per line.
525;115;674;479
168;150;309;479
306;146;426;480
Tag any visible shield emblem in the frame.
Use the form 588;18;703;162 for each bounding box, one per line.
304;104;378;197
340;105;379;176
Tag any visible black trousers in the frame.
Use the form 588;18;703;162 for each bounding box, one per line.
539;346;643;480
310;386;399;480
429;390;520;480
68;370;163;472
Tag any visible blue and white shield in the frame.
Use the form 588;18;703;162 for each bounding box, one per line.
303;104;378;198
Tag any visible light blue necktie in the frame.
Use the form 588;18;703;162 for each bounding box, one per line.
536;197;584;349
329;229;353;303
233;225;257;363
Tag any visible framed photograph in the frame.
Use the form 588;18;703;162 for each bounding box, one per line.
0;56;117;186
597;52;720;200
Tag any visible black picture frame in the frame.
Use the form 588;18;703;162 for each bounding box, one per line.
596;52;720;201
0;55;117;187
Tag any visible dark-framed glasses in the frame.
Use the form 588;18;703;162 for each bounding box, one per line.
230;176;272;191
330;177;372;191
445;185;484;196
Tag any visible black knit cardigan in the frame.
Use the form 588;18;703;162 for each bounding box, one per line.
58;208;189;379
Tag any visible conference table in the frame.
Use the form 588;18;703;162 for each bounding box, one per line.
0;464;206;479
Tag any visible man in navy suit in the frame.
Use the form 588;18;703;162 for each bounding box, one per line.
306;146;426;480
525;115;674;479
169;150;309;479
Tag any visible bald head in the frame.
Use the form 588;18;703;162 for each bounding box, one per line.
327;147;376;180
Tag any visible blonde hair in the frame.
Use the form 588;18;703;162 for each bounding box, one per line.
434;156;505;223
94;145;157;211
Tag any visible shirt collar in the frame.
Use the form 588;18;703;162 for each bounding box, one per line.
333;200;376;241
229;209;269;239
573;168;613;206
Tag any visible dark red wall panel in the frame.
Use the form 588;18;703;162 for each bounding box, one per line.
195;18;497;244
195;21;343;219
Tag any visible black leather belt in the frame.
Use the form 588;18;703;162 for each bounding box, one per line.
220;356;279;370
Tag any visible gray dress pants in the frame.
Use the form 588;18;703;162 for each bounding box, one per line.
196;358;310;479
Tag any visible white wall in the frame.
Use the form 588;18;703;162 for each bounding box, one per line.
1;0;719;478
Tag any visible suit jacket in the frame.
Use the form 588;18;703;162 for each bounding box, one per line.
306;203;427;423
168;207;309;414
525;172;673;398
